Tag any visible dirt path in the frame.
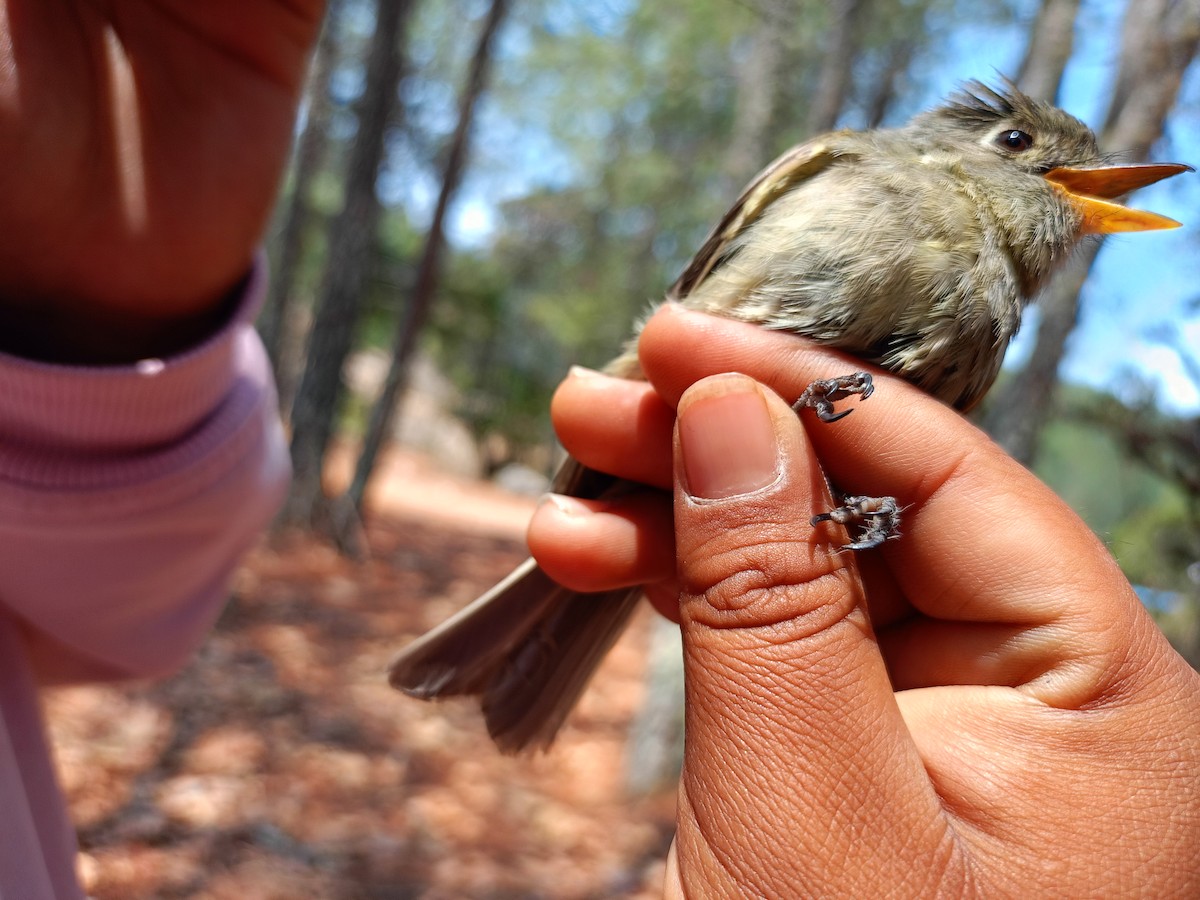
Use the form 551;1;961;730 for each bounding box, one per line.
45;449;675;899
327;444;539;539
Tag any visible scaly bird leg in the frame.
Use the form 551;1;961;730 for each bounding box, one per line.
791;372;874;423
811;495;901;550
793;372;901;550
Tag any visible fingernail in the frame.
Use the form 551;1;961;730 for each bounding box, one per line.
537;493;591;517
568;365;602;379
679;376;780;500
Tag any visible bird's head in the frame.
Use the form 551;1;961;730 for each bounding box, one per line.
913;80;1190;235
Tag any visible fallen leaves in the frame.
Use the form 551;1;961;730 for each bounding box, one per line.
45;453;677;898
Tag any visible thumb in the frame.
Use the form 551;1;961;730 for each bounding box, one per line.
665;373;947;897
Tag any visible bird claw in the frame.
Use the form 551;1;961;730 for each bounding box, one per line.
794;373;899;550
810;495;902;551
792;372;874;423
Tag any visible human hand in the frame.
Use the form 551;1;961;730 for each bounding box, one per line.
530;304;1200;896
0;0;325;360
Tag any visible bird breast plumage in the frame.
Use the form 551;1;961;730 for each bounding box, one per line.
682;151;1032;409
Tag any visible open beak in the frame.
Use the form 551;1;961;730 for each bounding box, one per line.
1045;163;1192;234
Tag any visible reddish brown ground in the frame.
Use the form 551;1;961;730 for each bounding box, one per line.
44;450;677;898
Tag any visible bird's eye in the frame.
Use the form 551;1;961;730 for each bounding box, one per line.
998;129;1034;152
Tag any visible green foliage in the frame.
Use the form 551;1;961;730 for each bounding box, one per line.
1110;495;1194;592
1035;419;1172;538
1033;382;1199;594
426;247;563;449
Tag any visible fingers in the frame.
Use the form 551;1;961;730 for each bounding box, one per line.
545;305;1169;709
540;368;680;616
638;304;1156;705
526;491;675;594
550;367;675;490
669;373;952;895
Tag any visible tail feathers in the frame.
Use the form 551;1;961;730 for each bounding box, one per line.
388;558;557;698
388;557;642;753
482;584;641;752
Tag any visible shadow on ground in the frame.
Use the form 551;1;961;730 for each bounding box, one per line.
47;513;676;899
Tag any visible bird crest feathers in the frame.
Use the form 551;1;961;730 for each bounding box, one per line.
939;79;1045;127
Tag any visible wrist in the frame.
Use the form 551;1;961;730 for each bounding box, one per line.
0;271;248;365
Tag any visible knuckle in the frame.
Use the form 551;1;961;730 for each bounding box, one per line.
679;526;859;636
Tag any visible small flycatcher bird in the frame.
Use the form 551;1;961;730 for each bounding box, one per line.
388;81;1190;752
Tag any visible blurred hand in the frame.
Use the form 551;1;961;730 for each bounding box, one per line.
0;0;325;359
530;304;1200;896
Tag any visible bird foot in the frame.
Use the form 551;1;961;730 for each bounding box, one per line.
793;372;899;550
811;495;902;551
791;372;874;423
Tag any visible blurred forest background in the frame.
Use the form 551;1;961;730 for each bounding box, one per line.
54;0;1200;896
268;0;1200;656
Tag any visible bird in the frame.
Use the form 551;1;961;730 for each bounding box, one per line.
387;80;1190;753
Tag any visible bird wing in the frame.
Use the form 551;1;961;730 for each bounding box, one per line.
667;134;844;301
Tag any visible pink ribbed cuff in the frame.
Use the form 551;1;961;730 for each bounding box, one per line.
0;258;268;491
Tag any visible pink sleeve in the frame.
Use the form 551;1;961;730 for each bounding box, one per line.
0;258;292;684
0;259;291;898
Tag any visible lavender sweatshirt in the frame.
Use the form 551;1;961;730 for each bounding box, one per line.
0;261;291;898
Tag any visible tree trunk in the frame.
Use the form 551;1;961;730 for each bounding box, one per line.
722;8;786;193
345;0;511;519
983;251;1094;457
805;0;869;134
863;38;912;128
981;0;1198;464
282;0;413;529
259;2;343;410
1015;0;1080;101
